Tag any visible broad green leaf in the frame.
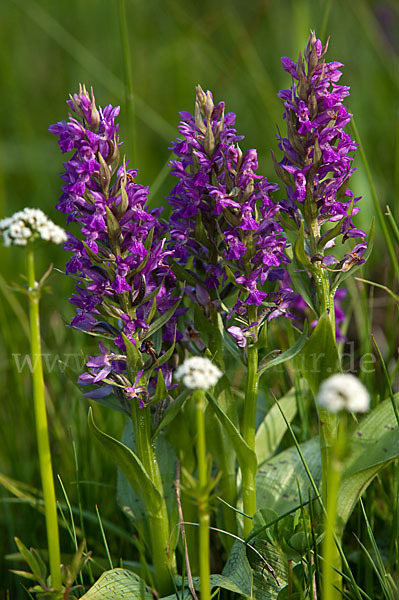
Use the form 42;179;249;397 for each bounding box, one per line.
206;392;257;474
299;311;339;395
80;568;153;600
336;397;399;533
257;324;308;377
220;539;253;596
255;389;298;465
88;409;162;514
247;539;289;600
256;437;321;517
117;419;178;527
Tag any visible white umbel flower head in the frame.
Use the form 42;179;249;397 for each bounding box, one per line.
0;208;67;247
317;373;370;414
175;357;222;390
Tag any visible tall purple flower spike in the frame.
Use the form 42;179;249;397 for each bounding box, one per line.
272;32;370;336
274;31;366;252
168;85;290;347
50;85;180;407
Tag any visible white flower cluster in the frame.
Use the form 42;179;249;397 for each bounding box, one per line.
0;208;67;247
175;356;222;390
317;373;370;414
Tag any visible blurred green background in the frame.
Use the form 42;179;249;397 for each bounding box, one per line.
0;0;397;595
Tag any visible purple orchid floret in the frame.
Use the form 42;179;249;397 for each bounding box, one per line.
168;85;290;346
50;85;180;408
275;31;366;255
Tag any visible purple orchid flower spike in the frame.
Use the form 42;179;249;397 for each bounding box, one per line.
168;85;291;349
50;85;181;409
272;31;370;335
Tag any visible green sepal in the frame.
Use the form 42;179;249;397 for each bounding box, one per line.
105;206;121;245
141;294;183;341
122;332;142;372
82;241;105;264
147;368;168;407
119;180;129;216
98;152;111;194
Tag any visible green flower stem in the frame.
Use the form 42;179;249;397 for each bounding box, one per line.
322;413;347;600
307;212;342;590
241;307;259;537
209;312;237;544
27;249;61;590
131;402;173;595
194;389;211;600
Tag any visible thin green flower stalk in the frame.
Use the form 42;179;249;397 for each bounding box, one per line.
27;249;62;591
195;388;211;600
175;357;223;600
317;374;370;597
241;306;259;537
0;208;67;591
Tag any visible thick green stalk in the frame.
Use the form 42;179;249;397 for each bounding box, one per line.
194;389;211;600
307;212;342;588
241;307;259;537
322;414;347;600
27;249;61;590
131;402;173;595
208;314;237;544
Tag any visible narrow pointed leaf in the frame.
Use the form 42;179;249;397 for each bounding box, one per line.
206;392;257;473
258;323;308;377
